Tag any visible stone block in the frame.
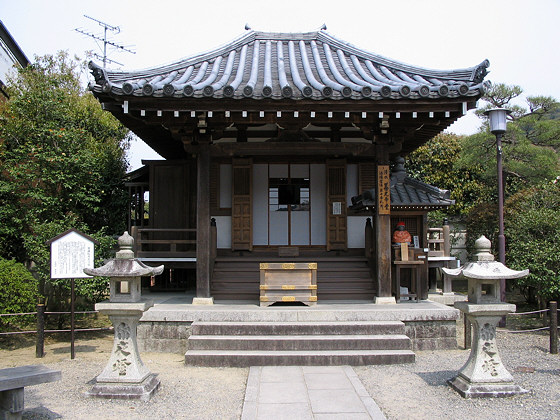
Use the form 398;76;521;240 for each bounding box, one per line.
414;338;438;351
440;321;458;337
414;323;440;339
437;337;459;350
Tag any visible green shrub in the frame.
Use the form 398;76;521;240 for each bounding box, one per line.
505;182;560;303
0;257;39;331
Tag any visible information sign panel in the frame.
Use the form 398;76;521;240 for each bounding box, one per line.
47;229;98;279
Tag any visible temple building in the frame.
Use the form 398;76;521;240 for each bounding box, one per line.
88;29;488;304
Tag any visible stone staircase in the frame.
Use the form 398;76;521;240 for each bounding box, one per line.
184;320;415;366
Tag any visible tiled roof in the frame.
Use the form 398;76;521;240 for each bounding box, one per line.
352;174;454;210
89;30;489;101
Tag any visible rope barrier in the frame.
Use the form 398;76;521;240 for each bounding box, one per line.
45;311;99;315
505;326;552;333
1;310;100;317
508;309;550;316
0;326;113;336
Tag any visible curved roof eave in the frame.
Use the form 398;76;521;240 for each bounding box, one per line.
88;30;489;102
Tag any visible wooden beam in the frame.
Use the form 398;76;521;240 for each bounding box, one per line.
205;141;375;157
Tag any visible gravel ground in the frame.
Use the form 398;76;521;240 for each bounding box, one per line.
356;330;560;420
0;334;247;420
1;327;559;419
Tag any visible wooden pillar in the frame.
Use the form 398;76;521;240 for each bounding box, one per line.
195;142;212;302
375;202;393;300
374;141;395;304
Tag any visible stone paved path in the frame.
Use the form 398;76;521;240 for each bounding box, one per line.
241;366;386;420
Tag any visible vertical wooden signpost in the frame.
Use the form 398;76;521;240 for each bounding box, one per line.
47;229;98;359
375;164;393;301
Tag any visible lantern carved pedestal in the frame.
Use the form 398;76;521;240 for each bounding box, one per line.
84;232;163;401
443;236;529;398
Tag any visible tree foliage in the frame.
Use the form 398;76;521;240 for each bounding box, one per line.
463;83;560;197
462;83;560;254
406;133;486;220
505;181;560;303
0;52;130;307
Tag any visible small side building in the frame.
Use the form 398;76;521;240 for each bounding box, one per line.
0;20;29;100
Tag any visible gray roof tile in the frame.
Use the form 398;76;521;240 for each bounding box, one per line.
352;176;454;210
89;30;489;101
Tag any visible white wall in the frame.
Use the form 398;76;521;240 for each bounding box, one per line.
219;164;232;208
347;216;371;248
347;164;358;207
213;216;231;249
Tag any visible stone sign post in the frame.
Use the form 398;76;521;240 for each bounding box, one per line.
442;235;529;398
84;231;163;401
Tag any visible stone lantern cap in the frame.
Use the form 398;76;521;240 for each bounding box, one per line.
441;235;528;281
442;235;528;304
83;231;164;278
84;232;163;303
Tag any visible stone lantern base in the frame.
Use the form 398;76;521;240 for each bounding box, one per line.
86;301;160;401
449;302;528;398
448;375;528;399
87;374;160;401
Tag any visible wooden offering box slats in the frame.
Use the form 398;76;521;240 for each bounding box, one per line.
259;262;317;307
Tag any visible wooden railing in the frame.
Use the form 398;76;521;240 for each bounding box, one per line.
131;227;197;259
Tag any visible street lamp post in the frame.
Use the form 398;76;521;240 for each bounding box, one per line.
485;107;511;303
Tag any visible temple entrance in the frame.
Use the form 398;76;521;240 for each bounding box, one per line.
253;163;327;247
268;164;310;246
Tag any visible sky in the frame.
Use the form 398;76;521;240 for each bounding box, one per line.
2;0;559;170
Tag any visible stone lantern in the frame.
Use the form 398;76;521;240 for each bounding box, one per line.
84;231;163;401
442;235;529;398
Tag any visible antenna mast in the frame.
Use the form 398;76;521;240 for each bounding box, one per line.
75;15;135;67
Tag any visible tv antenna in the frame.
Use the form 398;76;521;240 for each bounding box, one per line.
75;15;135;67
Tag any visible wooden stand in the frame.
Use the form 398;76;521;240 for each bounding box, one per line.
259;263;317;307
393;243;424;302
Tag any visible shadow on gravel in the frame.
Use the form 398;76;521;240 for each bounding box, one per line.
23;406;62;419
416;370;458;386
535;368;560;375
52;345;98;354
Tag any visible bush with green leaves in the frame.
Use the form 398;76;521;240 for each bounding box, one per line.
0;257;39;331
505;181;560;304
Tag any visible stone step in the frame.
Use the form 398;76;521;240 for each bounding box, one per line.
191;321;406;336
187;334;411;351
184;349;415;367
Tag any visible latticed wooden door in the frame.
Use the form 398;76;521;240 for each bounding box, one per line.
326;160;347;251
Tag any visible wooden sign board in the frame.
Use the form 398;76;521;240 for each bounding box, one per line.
377;165;391;214
47;229;99;279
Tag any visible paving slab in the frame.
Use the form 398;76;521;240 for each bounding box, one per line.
241;365;386;420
